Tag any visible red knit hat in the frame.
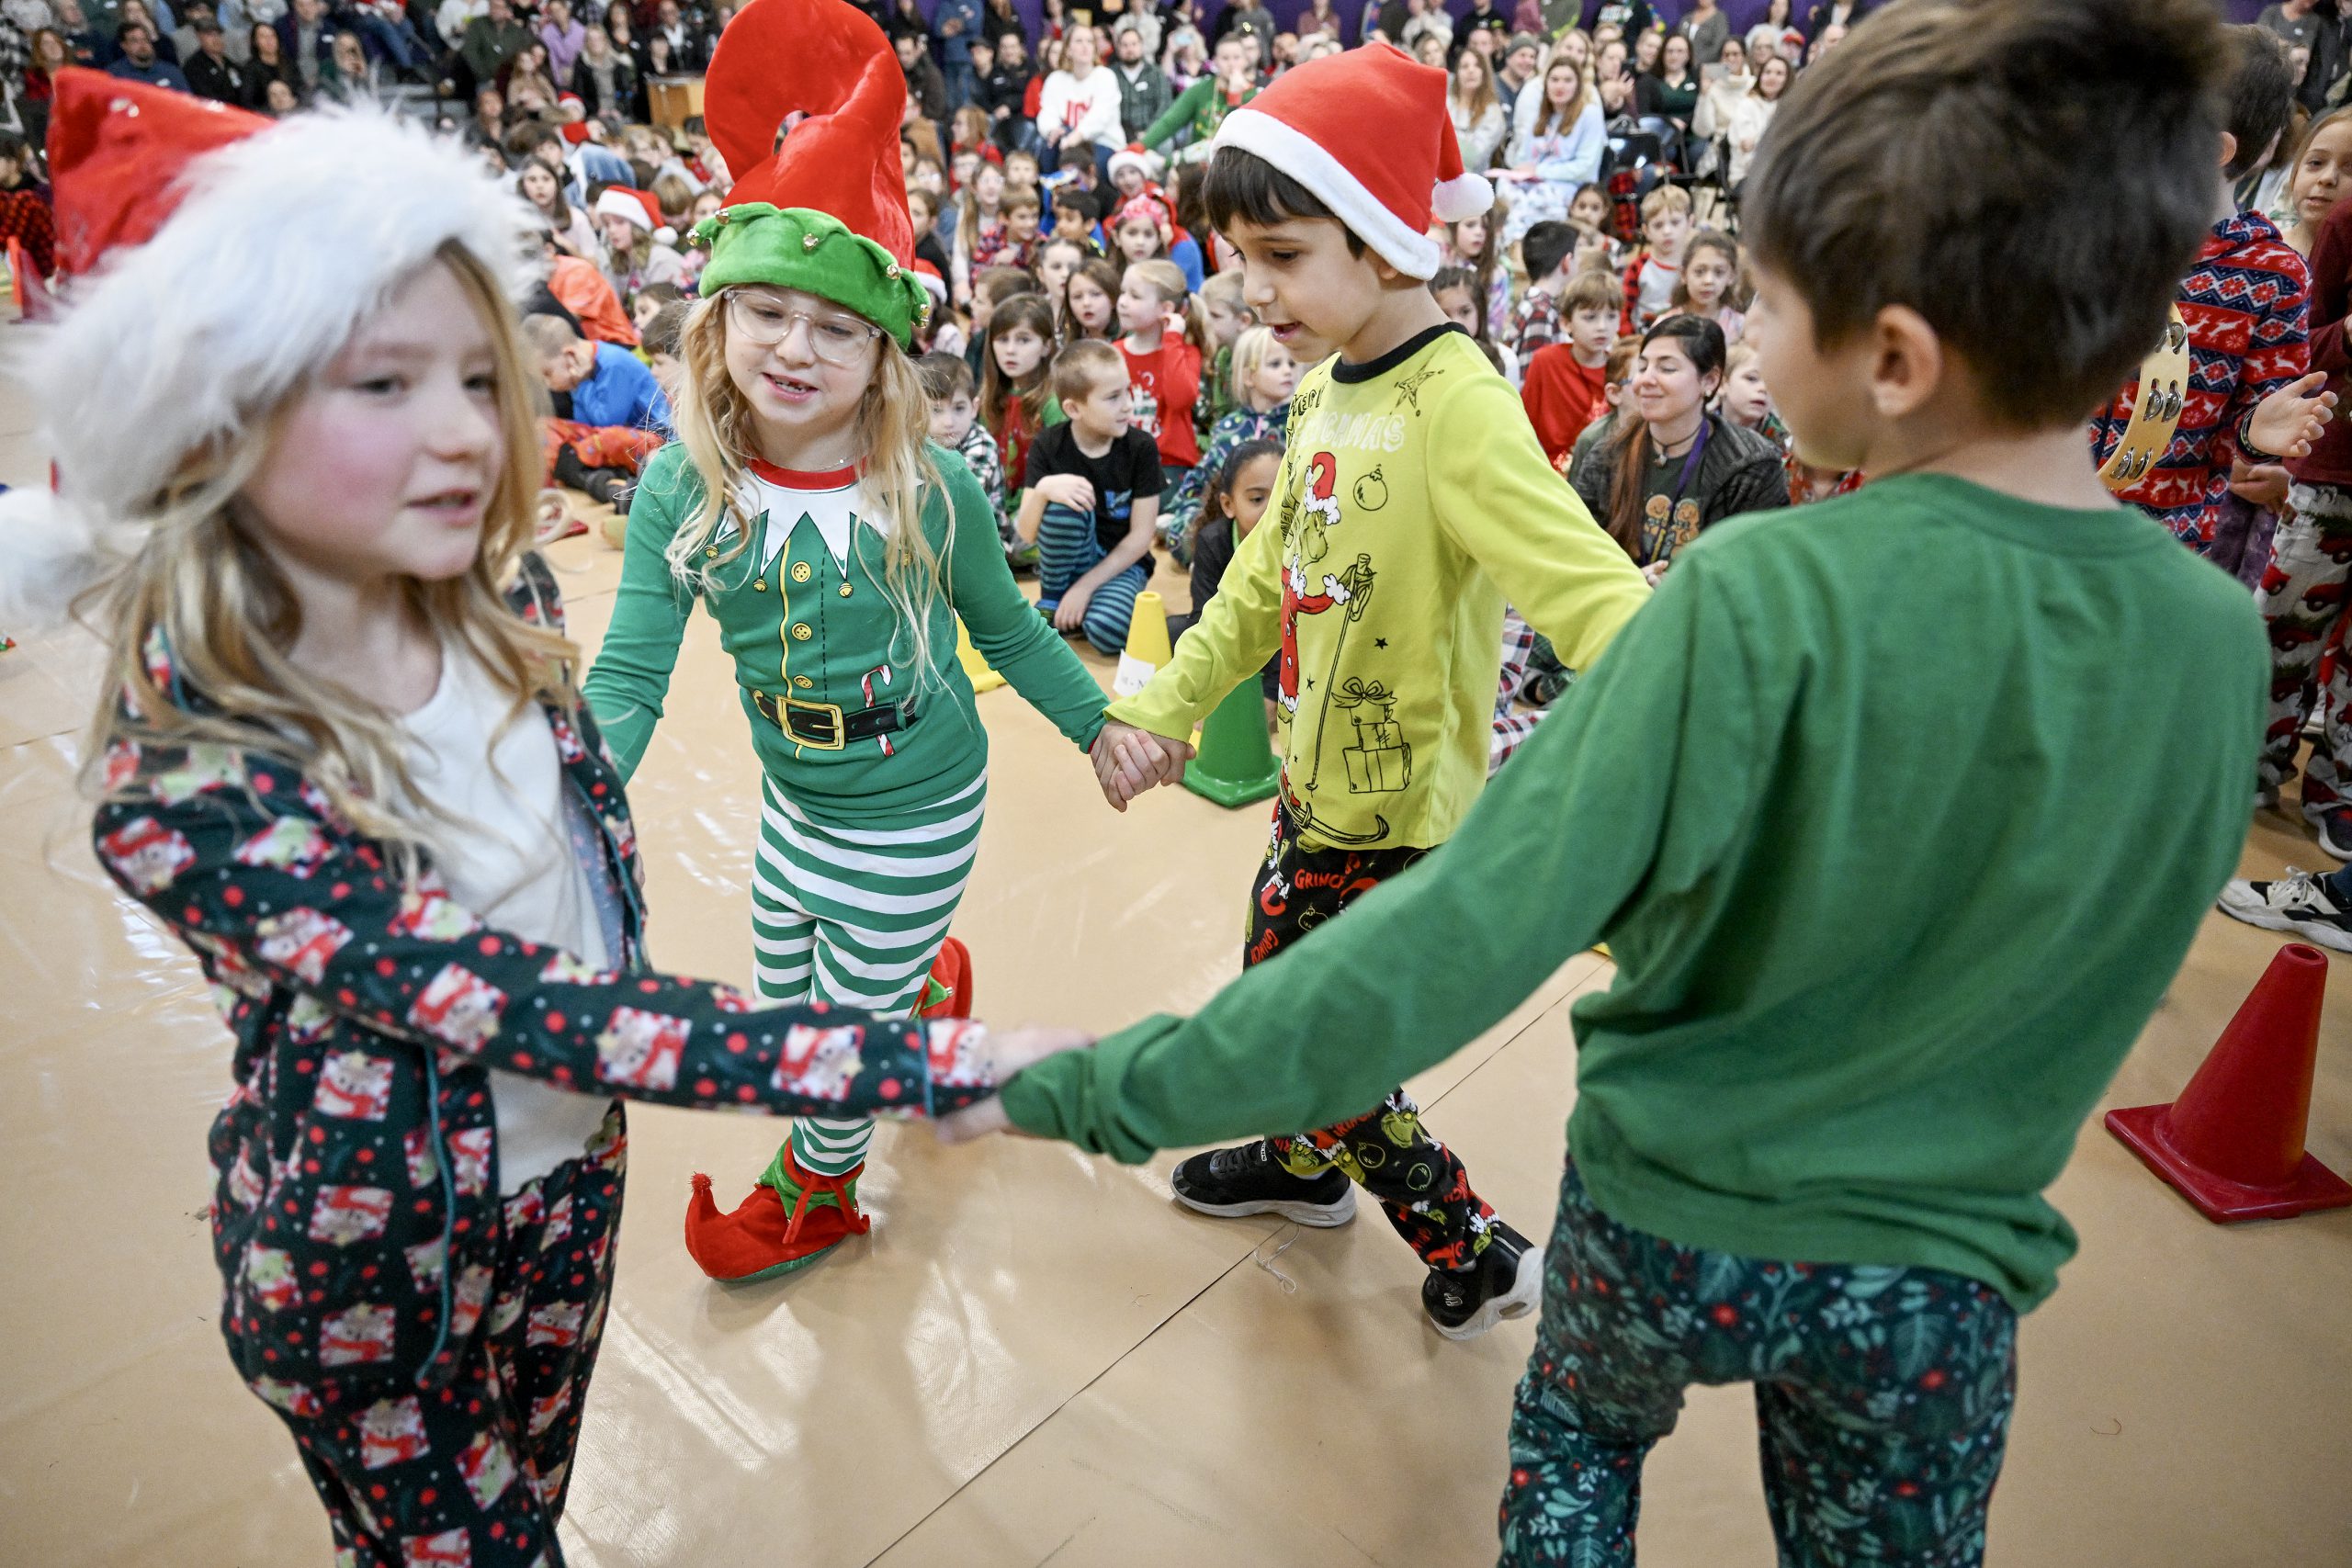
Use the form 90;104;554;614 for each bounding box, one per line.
702;0;912;265
1210;42;1491;279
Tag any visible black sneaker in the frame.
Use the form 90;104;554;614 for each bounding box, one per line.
2217;868;2352;953
1169;1140;1357;1227
1422;1221;1544;1341
2318;810;2352;863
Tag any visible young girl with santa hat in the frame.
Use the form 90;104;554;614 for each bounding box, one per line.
3;71;1007;1564
582;0;1139;1280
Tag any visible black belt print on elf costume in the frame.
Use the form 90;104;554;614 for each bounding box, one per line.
1278;449;1411;848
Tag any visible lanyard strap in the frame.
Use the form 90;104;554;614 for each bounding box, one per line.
1664;416;1712;508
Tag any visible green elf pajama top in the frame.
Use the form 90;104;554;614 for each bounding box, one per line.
584;440;1107;1187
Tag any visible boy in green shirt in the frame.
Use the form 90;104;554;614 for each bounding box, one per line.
962;0;2332;1560
1091;41;1651;1342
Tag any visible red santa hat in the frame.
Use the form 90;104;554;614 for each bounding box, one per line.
1;71;534;631
594;185;677;246
1208;43;1491;279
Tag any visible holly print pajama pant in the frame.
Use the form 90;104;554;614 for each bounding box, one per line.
271;1120;625;1568
1499;1160;2019;1568
754;770;985;1179
2258;482;2352;821
1247;803;1501;1273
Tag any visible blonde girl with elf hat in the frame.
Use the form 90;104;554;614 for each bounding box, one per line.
582;0;1143;1280
0;72;1009;1562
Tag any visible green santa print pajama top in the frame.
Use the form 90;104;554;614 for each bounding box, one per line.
583;442;1108;1206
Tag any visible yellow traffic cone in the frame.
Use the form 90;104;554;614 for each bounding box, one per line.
1114;591;1171;697
957;615;1005;694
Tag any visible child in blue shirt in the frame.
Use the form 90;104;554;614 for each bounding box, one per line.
526;312;673;434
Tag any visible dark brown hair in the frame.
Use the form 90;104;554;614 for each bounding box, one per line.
979;293;1059;439
1743;0;2230;429
1202;146;1368;257
2223;23;2297;180
1604;315;1725;560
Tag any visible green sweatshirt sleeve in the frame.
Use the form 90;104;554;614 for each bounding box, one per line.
938;448;1110;750
1430;372;1651;674
1001;554;1760;1159
1102;451;1289;742
1140;78;1211;150
581;445;699;784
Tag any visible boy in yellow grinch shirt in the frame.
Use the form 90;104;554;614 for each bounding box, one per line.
1091;43;1650;1338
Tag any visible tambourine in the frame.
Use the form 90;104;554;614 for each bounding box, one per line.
2099;306;2191;492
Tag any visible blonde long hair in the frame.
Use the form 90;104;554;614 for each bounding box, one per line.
81;242;571;875
664;291;951;688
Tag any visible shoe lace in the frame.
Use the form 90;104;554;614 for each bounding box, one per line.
1205;1140;1277;1181
2273;866;2336;911
781;1166;871;1247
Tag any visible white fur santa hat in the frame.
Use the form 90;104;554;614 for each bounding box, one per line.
593;184;679;248
1208;42;1491;280
0;71;536;631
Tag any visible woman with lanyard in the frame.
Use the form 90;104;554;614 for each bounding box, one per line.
1571;314;1786;583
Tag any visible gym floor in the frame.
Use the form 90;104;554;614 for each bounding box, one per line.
3;386;2346;1564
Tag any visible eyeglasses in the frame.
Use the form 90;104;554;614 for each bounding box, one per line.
724;290;882;366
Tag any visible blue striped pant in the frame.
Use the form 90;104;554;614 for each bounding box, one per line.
1036;502;1149;655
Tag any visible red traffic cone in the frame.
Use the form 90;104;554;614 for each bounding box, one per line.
2105;942;2351;1223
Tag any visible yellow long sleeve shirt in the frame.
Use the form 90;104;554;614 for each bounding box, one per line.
1112;323;1651;849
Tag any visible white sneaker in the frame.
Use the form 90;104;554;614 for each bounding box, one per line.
2217;869;2352;953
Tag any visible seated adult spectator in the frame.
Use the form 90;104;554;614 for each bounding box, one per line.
183;16;251;101
458;0;532;98
242;19;303;108
106;22;189;88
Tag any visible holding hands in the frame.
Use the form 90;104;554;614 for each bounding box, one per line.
1089;718;1193;811
935;1025;1098;1144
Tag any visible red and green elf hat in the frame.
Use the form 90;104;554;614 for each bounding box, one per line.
692;0;930;349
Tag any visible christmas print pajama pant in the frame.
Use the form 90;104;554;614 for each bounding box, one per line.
754;769;985;1179
1035;502;1150;655
2259;482;2352;822
1499;1160;2018;1568
1247;803;1502;1273
271;1122;626;1568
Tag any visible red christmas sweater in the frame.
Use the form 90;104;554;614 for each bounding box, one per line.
2087;210;2308;551
1121;328;1203;469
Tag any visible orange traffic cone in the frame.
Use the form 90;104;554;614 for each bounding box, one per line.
2105;942;2351;1223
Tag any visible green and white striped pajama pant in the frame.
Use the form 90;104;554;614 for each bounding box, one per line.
752;769;987;1176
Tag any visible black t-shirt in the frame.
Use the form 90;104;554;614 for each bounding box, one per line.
1023;422;1165;552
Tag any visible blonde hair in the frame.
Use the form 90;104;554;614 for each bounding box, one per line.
82;243;571;876
1125;258;1206;350
1640;184;1694;223
1228;323;1280;407
664;291;951;691
1200;267;1248;318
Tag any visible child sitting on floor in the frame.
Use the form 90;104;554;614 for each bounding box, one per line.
921;350;1020;565
1177;437;1283;717
1018;339;1163;653
1159;322;1295;560
1520;266;1623;464
525;311;672;433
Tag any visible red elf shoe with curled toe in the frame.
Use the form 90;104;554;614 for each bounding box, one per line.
684;1145;875;1283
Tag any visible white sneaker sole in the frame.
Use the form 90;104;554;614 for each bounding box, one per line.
1430;1241;1547;1342
2215;888;2352;953
1172;1184;1358;1228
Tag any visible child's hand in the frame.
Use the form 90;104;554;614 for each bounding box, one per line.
2231;457;2292;511
1054;581;1095;630
2249;371;2337;463
1090;721;1193;809
1036;474;1097;510
1642;559;1670;587
934;1026;1096;1144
